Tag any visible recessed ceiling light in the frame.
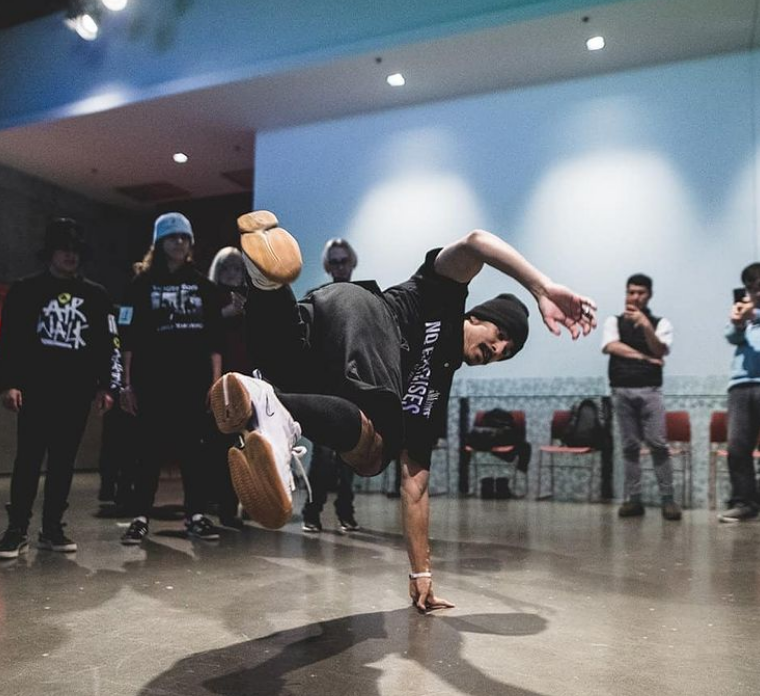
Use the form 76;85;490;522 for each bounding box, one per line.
101;0;128;10
65;13;99;40
586;36;605;51
386;73;406;87
172;153;189;164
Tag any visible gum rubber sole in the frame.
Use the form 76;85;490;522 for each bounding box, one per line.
228;431;292;530
210;374;253;435
239;228;302;285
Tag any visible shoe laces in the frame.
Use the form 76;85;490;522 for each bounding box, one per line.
290;445;312;503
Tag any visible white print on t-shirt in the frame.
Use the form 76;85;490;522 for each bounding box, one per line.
402;320;441;417
150;282;204;332
37;293;89;350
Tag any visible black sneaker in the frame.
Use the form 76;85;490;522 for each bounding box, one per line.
185;515;220;541
219;515;245;531
38;526;77;552
121;518;149;545
618;501;645;518
301;515;322;533
718;504;759;523
338;514;360;532
661;500;682;521
0;527;29;559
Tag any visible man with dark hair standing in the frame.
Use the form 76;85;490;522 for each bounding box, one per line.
210;210;597;612
0;218;122;559
602;273;681;521
719;263;760;522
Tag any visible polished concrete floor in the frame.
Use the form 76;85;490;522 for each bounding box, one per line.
0;473;758;696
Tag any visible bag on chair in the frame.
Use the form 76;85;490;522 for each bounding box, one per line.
466;408;523;450
562;398;605;449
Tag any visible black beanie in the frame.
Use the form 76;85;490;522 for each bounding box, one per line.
467;293;530;358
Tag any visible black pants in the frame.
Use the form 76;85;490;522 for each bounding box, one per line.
727;383;760;509
302;445;355;519
132;388;210;519
8;387;92;532
244;285;403;464
98;405;138;508
207;421;240;520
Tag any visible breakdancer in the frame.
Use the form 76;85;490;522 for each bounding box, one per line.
210;211;596;612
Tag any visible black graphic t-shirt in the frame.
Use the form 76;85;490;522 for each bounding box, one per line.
119;264;222;394
382;248;469;467
0;270;122;395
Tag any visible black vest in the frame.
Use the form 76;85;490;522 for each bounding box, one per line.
608;311;663;388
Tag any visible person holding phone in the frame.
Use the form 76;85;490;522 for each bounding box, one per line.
719;265;760;522
601;273;682;521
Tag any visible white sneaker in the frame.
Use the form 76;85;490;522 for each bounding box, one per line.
211;373;306;529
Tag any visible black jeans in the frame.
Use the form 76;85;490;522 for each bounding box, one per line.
8;387;92;531
302;445;355;519
727;383;760;509
132;388;210;520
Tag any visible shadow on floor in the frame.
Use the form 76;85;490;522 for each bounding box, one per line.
140;608;548;696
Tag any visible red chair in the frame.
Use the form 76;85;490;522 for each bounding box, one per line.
465;410;526;497
536;410;601;501
640;411;692;507
708;411;727;510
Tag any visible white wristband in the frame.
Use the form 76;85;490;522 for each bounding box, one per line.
409;571;432;580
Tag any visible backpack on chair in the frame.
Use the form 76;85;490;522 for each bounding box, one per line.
465;408;523;450
562;398;605;449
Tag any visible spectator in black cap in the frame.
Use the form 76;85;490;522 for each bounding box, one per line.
0;218;123;559
210;215;598;612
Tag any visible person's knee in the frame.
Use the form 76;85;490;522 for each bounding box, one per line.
622;445;641;461
344;440;385;477
340;412;385;477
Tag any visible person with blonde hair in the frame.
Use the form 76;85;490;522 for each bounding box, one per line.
208;246;250;529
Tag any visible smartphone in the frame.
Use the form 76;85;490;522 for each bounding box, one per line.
734;287;748;303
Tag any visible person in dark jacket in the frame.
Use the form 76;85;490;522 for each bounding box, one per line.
601;273;681;521
0;218;122;559
301;238;362;534
207;246;250;529
210;210;597;613
118;213;223;545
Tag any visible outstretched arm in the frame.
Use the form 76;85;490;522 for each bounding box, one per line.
401;451;455;613
434;230;597;338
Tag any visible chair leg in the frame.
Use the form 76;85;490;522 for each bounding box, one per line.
708;452;717;511
536;450;543;500
549;453;555;499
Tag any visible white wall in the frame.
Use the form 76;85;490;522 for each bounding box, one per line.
255;51;758;381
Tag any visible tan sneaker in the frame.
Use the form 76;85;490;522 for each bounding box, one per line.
211;373;306;529
238;210;302;288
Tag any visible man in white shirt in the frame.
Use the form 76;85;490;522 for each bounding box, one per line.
601;274;681;521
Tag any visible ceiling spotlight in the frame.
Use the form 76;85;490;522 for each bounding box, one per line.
101;0;128;9
173;153;189;164
586;35;605;51
386;73;406;87
65;13;99;41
